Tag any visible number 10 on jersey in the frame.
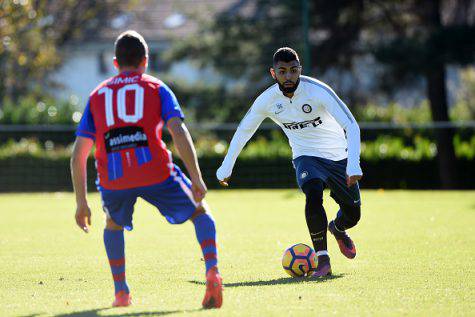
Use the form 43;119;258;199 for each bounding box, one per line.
98;84;144;127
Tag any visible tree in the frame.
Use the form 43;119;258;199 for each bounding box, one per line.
371;0;474;188
171;0;365;85
0;0;136;104
170;0;475;188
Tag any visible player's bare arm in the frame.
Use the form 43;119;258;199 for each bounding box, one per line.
70;136;94;233
167;117;207;202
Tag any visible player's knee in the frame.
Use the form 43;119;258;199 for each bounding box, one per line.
302;178;324;193
302;179;324;201
341;204;361;228
302;179;325;223
105;216;123;230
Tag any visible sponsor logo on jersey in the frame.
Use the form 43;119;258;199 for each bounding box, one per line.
274;103;285;114
302;104;312;113
283;117;323;130
104;126;149;152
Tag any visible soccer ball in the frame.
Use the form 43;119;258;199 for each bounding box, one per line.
282;243;317;277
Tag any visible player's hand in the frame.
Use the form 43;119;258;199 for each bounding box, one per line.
216;166;231;187
219;177;230;187
191;177;207;203
346;175;362;187
75;203;92;233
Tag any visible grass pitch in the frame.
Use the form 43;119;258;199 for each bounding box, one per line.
0;190;474;316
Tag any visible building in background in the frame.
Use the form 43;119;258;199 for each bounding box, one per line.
52;0;237;105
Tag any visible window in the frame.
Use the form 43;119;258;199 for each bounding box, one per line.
98;51;108;74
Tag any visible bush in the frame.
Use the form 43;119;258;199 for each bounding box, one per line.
0;95;79;124
1;133;474;162
355;101;433;123
195;132;475;161
0;154;473;191
0;138;72;159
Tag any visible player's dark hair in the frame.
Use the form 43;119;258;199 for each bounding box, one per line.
273;47;300;65
114;30;148;68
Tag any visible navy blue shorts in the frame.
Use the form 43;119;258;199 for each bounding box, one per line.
99;165;197;230
293;156;361;206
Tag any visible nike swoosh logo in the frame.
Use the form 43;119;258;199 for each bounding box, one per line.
354;199;360;203
274;110;284;114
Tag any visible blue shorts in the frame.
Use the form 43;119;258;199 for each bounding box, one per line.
293;156;361;206
100;165;197;230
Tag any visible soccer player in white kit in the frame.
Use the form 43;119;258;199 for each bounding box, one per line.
216;47;363;277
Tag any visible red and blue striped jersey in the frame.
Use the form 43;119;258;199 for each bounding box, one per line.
76;71;184;190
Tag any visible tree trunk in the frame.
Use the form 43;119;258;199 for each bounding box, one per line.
422;0;459;188
425;64;458;188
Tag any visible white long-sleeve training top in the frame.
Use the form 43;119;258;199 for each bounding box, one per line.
216;75;362;181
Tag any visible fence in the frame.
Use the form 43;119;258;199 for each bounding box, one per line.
0;122;474;191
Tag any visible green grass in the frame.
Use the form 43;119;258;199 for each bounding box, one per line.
0;190;474;316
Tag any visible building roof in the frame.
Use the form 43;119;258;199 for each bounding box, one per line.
97;0;240;41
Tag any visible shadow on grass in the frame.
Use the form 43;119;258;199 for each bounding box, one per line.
21;307;203;317
189;273;345;288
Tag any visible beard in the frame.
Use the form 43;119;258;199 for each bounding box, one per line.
277;78;300;94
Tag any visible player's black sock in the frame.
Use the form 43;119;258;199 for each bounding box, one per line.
302;179;328;253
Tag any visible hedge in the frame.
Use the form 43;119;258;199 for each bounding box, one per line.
0;155;473;192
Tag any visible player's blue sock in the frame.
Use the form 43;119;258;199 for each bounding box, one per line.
103;229;130;295
193;213;218;274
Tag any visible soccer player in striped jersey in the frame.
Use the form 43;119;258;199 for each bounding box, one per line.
217;47;363;277
71;30;222;308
